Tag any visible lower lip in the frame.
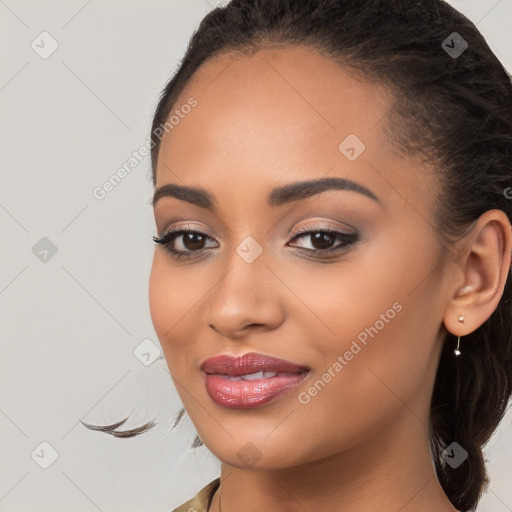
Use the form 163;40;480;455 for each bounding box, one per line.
203;372;309;409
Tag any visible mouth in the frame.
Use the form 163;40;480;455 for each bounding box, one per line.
211;370;307;381
200;351;310;376
200;352;310;409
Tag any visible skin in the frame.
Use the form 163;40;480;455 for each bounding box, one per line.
149;46;512;512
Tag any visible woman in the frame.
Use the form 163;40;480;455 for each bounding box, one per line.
85;0;512;510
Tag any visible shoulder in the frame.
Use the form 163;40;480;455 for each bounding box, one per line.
171;477;221;512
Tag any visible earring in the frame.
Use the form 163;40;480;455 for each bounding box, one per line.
454;315;464;357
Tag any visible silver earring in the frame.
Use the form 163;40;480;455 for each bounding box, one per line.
454;315;464;357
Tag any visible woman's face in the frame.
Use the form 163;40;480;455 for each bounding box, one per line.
149;46;453;469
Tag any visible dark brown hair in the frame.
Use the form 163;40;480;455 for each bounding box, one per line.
83;1;512;510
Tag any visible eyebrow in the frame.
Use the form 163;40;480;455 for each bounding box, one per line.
152;177;380;209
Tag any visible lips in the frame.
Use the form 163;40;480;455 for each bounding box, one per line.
200;352;310;409
200;352;310;377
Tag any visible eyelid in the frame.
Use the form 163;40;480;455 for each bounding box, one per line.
158;219;355;238
290;221;356;238
158;222;214;238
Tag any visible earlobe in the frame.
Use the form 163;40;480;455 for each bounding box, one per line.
443;209;512;338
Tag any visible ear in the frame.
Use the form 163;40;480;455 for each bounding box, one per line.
443;209;512;337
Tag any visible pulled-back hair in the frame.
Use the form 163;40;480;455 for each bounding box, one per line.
84;2;512;510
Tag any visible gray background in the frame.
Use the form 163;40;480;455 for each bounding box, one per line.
0;1;511;511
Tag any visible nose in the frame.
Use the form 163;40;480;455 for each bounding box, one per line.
205;248;285;339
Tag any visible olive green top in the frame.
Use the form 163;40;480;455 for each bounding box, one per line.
172;477;220;512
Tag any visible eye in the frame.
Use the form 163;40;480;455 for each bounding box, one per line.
288;228;359;257
153;225;359;261
152;226;218;260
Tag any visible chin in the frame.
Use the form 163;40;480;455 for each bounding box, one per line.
197;431;308;470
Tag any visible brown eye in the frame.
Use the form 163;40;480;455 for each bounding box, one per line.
308;232;337;250
152;229;218;259
180;232;208;251
288;229;359;257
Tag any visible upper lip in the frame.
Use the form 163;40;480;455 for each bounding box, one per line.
200;352;310;376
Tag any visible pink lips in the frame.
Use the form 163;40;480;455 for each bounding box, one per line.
200;352;310;409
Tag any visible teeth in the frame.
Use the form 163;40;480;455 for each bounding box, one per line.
216;371;299;381
241;371;278;381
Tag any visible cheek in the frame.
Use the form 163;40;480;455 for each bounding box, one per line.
148;253;172;340
289;245;439;404
148;253;192;365
148;252;217;378
277;252;404;348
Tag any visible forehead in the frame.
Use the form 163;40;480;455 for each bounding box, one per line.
155;45;437;217
187;45;384;113
159;47;389;166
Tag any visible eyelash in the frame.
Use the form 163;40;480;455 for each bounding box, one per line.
152;225;359;260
